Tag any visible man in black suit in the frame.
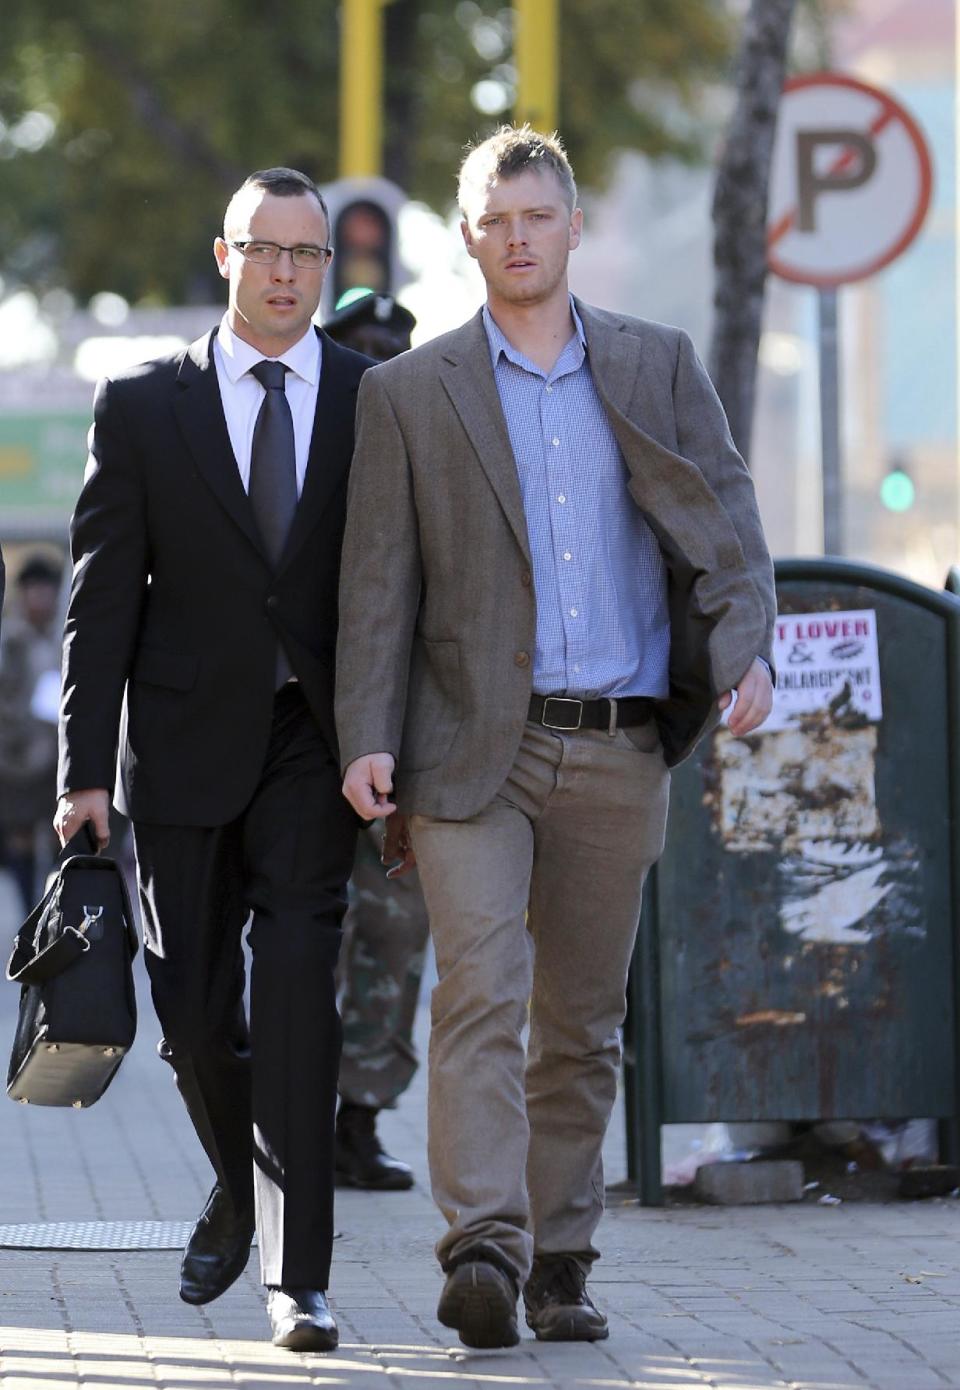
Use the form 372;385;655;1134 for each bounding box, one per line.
54;167;369;1352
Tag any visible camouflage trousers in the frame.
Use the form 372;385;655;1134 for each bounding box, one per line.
337;819;431;1109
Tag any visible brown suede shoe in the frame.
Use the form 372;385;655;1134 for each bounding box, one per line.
523;1255;609;1341
437;1256;519;1348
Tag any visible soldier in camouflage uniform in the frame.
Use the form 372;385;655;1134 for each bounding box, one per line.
337;820;430;1187
326;291;429;1190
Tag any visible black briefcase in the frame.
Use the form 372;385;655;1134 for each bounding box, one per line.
6;825;138;1108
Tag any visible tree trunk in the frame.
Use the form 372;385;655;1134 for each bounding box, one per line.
708;0;797;465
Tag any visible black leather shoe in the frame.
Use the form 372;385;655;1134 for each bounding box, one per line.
267;1287;339;1351
335;1102;414;1190
179;1184;255;1306
437;1256;519;1349
523;1255;608;1341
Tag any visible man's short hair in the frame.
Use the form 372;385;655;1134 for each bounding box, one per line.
223;167;329;238
458;124;577;216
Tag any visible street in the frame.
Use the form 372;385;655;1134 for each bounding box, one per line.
0;876;959;1389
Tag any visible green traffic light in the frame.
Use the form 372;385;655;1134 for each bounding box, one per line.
334;286;376;312
880;468;915;512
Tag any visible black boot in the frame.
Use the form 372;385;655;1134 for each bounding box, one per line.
335;1102;414;1190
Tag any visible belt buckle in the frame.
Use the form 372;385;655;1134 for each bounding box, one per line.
541;696;583;731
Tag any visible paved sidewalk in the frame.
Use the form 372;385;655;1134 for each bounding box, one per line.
0;878;959;1388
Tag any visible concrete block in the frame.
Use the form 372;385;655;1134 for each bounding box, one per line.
694;1160;804;1205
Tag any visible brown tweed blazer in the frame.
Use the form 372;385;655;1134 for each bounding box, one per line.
335;298;775;820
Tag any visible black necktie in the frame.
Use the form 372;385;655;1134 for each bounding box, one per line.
249;359;297;685
248;359;298;565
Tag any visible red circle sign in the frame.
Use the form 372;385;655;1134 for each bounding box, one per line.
767;72;933;288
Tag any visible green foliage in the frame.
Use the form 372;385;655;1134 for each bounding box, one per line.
560;0;732;176
0;0;733;303
1;0;344;303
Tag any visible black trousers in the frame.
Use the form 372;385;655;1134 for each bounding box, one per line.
133;684;357;1287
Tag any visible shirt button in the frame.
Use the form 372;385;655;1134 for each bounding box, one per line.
521;570;532;587
545;385;553;394
563;551;572;561
570;608;578;617
557;494;566;504
514;650;530;668
551;437;560;447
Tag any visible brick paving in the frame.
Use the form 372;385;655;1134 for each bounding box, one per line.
0;876;958;1388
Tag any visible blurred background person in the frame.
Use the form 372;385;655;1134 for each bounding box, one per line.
325;287;416;364
324;289;427;1192
0;552;64;911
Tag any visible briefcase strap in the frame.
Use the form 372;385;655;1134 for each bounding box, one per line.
7;905;104;986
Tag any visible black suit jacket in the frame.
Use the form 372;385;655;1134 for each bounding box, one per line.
58;327;371;826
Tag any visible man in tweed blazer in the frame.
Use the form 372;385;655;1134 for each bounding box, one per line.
336;127;775;1349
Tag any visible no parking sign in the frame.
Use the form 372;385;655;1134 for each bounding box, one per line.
765;72;933;556
767;72;933;287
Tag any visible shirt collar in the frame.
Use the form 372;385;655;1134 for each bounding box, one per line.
482;296;587;376
216;315;321;386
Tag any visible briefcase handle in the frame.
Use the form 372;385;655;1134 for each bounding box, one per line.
5;824;134;988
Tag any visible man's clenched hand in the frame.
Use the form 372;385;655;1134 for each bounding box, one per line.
342;753;397;820
718;658;774;736
54;788;111;850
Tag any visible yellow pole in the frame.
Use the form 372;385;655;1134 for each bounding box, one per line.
513;0;558;133
339;0;387;177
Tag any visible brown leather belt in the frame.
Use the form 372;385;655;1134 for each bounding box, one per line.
528;693;657;733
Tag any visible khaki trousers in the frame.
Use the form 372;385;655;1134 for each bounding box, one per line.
410;718;670;1283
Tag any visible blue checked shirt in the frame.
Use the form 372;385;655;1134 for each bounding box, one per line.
483;303;670;699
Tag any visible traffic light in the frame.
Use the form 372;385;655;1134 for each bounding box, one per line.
332;199;392;301
879;458;915;512
321;177;407;318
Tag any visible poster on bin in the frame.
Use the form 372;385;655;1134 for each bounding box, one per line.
764;608;882;734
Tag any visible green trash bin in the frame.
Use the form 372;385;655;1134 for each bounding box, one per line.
624;558;960;1203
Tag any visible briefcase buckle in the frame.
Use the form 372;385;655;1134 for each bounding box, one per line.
66;905;104;953
541;697;583;731
79;905;104;933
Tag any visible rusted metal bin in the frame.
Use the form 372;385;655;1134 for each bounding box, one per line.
624;558;960;1203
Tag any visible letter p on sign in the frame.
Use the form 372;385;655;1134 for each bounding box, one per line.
768;73;932;288
796;129;878;231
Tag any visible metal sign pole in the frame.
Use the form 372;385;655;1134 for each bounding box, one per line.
818;286;843;555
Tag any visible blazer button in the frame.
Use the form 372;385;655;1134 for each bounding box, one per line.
266;595;278;610
514;650;530;668
521;570;532;587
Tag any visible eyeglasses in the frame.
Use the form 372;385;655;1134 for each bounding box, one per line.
229;240;332;269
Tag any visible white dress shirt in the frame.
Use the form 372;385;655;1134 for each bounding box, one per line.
213;316;321;498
